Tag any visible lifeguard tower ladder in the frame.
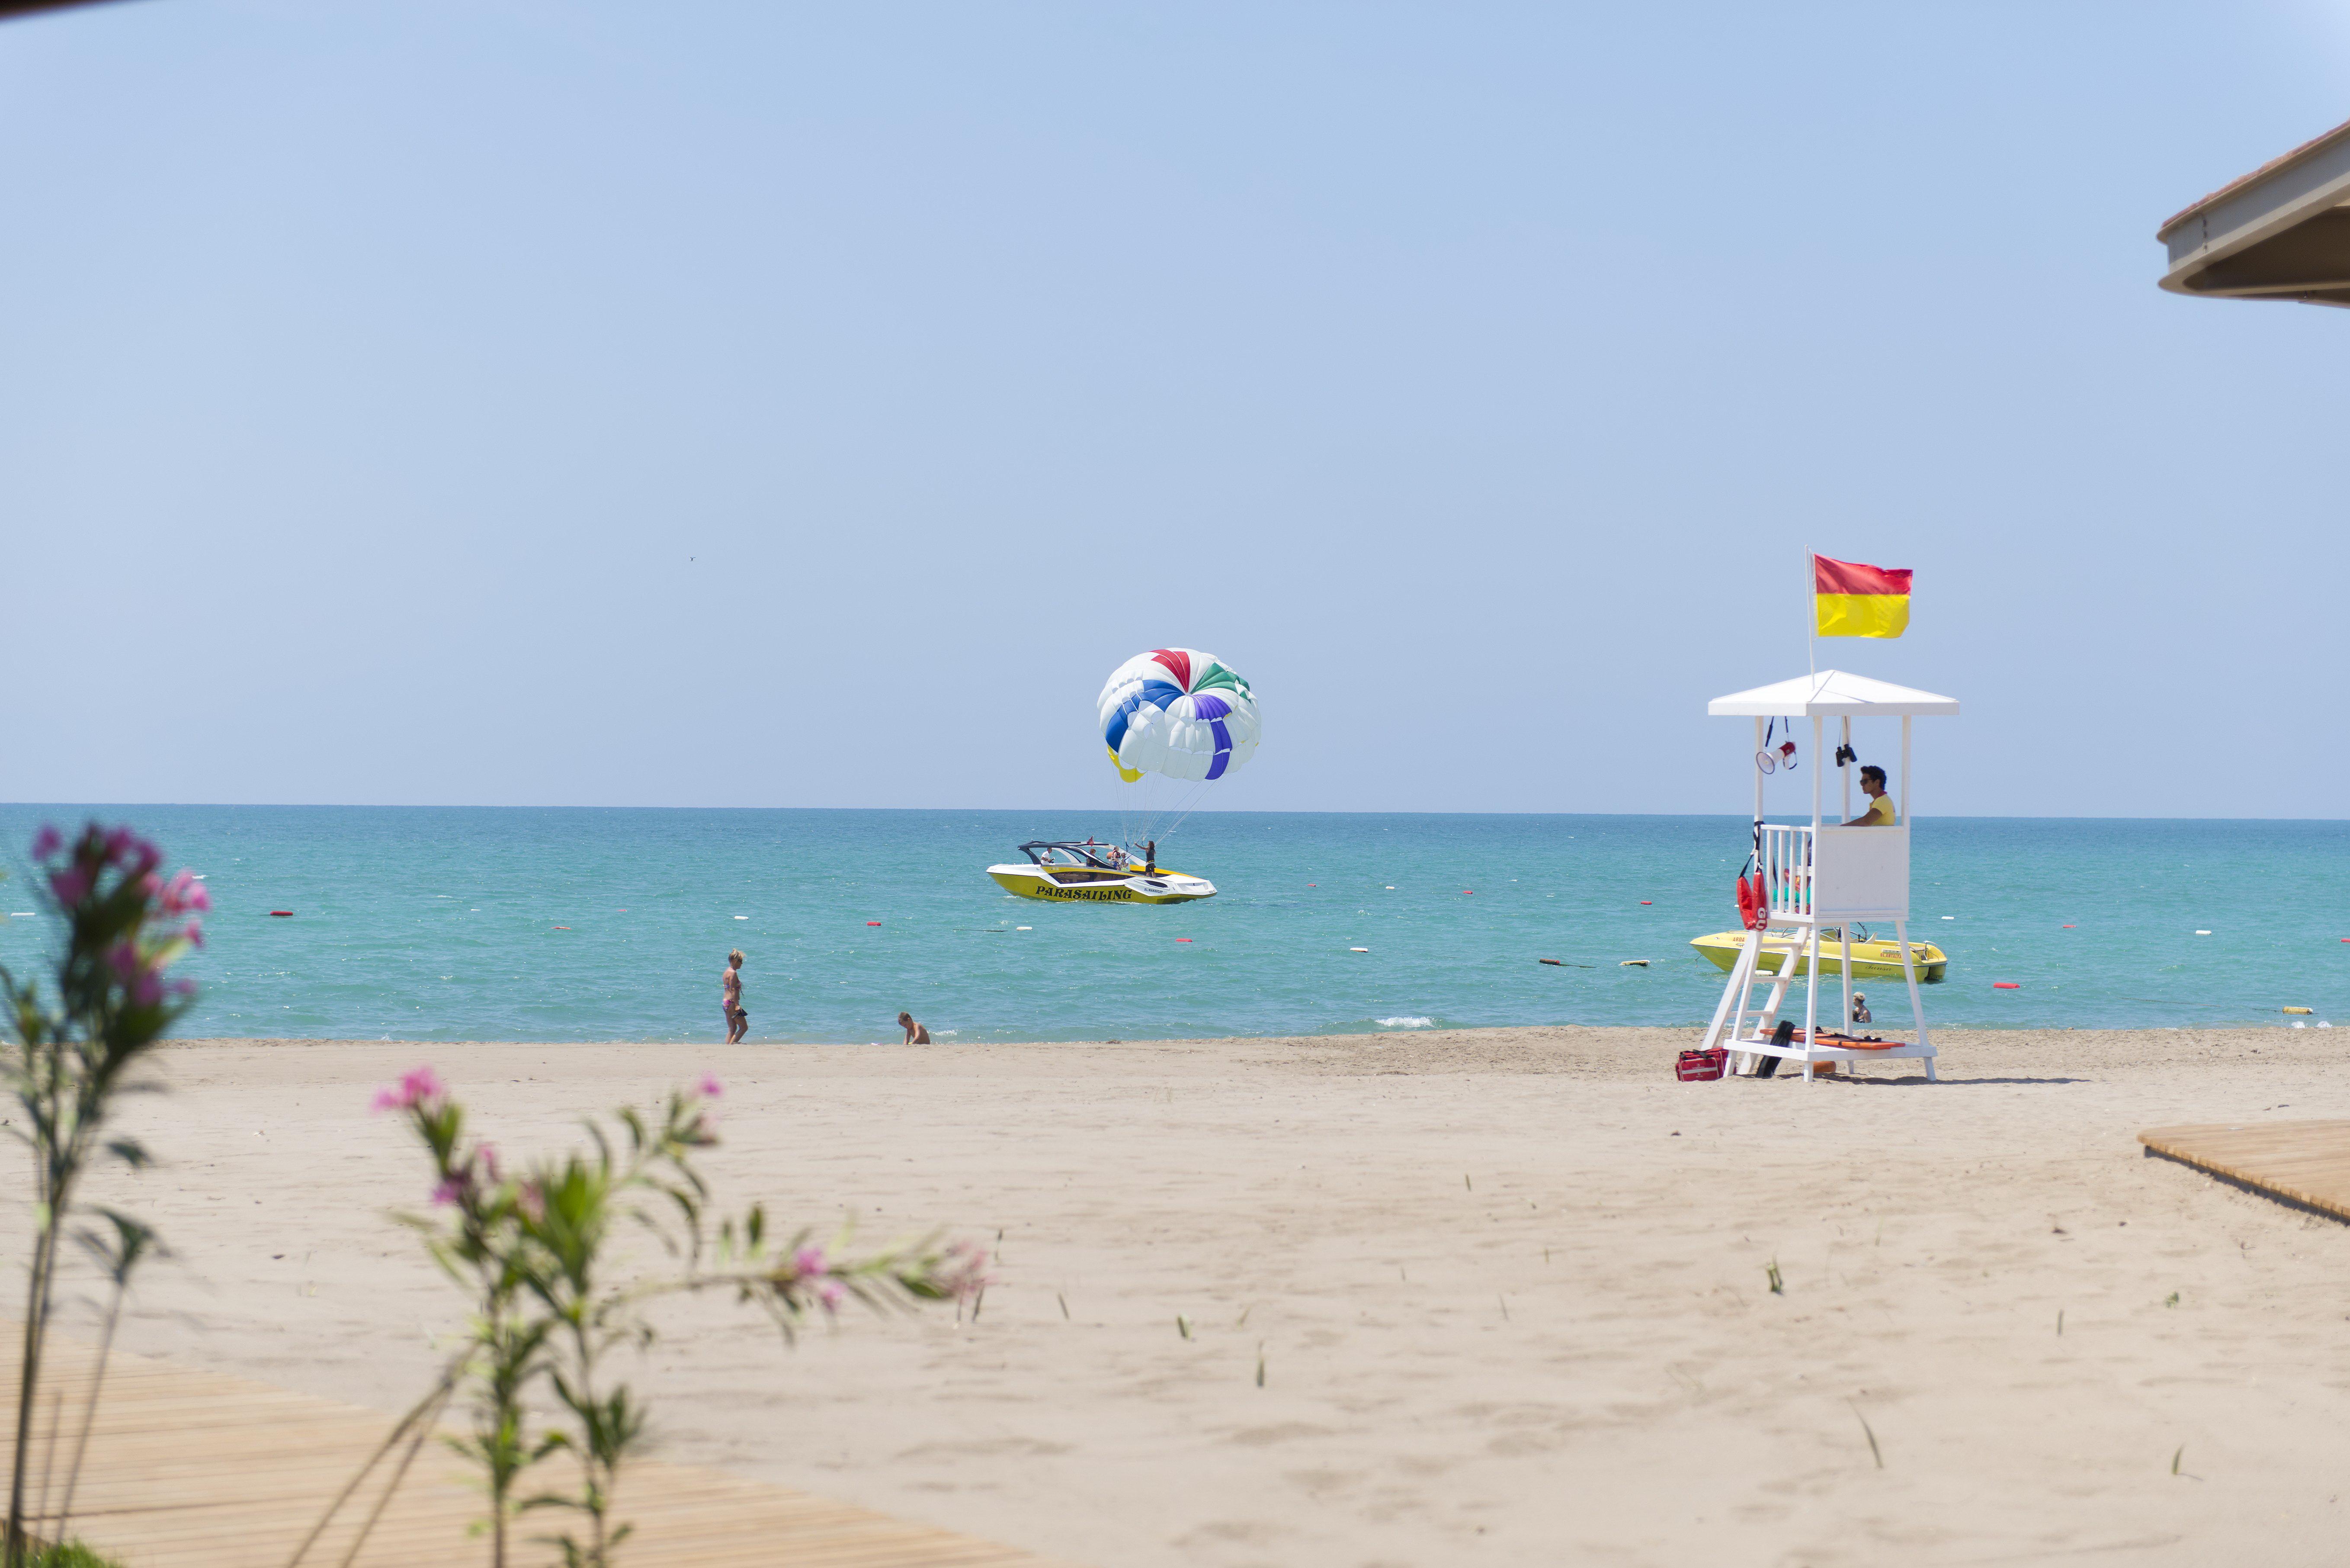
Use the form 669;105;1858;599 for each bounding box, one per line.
1696;671;1959;1082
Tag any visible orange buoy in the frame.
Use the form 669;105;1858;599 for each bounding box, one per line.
1640;900;1652;906
1994;981;2019;989
866;921;882;926
269;910;293;917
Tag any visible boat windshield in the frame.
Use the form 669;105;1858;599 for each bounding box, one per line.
1019;840;1126;870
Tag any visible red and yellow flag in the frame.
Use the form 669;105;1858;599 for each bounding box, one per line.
1813;554;1911;638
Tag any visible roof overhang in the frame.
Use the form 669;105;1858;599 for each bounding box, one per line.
2158;115;2350;307
1708;670;1959;719
0;0;142;18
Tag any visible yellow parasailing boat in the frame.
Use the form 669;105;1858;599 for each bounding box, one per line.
1689;926;1946;983
987;840;1216;905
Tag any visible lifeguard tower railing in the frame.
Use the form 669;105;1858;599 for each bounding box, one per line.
1756;821;1910;924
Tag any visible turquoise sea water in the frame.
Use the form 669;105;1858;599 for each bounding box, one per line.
1;806;2347;1042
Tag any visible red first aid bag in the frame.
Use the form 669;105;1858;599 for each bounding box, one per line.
1676;1047;1728;1082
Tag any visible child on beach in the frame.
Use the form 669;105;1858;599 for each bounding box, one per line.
898;1011;931;1045
723;949;747;1042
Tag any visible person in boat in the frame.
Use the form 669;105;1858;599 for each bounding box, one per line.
1842;765;1896;827
1103;844;1128;869
723;949;747;1042
1144;839;1157;874
898;1011;931;1045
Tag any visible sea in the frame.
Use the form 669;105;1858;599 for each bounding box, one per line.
0;806;2345;1043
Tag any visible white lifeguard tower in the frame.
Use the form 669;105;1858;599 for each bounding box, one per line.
1696;670;1959;1082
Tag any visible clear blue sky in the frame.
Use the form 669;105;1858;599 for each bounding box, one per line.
5;2;2345;817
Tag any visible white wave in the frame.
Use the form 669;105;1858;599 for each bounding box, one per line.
1375;1016;1434;1029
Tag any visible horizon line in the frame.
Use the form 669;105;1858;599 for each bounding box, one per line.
4;801;2347;826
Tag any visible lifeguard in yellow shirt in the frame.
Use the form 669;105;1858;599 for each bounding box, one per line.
1843;764;1897;826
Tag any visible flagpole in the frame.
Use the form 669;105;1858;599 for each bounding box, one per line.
1805;549;1816;682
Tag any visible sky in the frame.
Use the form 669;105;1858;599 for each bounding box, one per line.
3;1;2347;818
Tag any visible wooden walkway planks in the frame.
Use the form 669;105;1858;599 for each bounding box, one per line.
2139;1119;2350;1223
0;1331;1067;1568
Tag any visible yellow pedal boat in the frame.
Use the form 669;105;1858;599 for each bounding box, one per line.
1689;927;1947;983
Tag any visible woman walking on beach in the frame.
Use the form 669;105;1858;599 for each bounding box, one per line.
723;949;747;1042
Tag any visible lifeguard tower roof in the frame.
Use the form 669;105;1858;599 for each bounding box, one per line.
1707;669;1959;718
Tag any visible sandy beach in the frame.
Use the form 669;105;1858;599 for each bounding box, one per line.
19;1025;2350;1567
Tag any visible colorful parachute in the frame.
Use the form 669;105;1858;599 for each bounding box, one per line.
1096;649;1260;784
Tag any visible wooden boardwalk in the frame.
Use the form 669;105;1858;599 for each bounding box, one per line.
0;1331;1064;1568
2140;1119;2350;1223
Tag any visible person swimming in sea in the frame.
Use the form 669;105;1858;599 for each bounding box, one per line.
898;1011;931;1045
723;949;747;1043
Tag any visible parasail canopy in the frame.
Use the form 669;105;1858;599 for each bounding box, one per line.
1096;648;1260;784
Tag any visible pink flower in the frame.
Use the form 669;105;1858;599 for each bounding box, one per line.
183;921;205;948
430;1175;464;1207
816;1279;845;1312
187;882;211;913
939;1241;992;1299
152;871;208;916
169;978;196;1000
104;943;164;1005
792;1245;828;1280
477;1144;500;1183
100;828;158;876
696;1072;724;1100
29;826;59;861
48;867;90;907
370;1065;446;1114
